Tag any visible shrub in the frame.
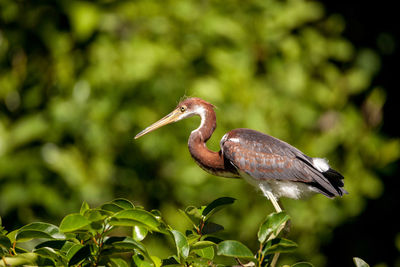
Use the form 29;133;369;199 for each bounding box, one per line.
0;197;369;267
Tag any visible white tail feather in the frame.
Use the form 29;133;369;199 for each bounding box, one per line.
312;158;330;172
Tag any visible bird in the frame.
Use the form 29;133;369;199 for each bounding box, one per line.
135;97;347;212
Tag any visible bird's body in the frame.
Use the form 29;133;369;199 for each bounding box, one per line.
135;97;347;210
220;128;346;199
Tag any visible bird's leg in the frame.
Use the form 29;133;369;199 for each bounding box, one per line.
263;193;289;267
259;184;283;213
264;191;282;213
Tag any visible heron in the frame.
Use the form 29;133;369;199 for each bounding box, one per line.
135;97;347;212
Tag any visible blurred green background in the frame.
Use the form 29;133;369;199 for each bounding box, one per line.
0;0;399;266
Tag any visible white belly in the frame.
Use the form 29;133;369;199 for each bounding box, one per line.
238;170;318;200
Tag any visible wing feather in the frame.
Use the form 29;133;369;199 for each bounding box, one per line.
221;128;343;197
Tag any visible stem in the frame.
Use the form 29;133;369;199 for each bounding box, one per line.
2;256;8;266
196;218;205;241
270;253;280;267
257;243;263;267
10;241;16;256
235;257;244;266
199;219;205;234
93;221;110;266
92;236;99;246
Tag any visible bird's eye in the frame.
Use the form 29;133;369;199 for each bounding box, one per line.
180;106;187;112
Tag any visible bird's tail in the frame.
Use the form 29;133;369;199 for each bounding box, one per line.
299;157;348;197
322;167;348;196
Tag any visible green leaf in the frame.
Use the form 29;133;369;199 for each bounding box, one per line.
179;207;201;227
150;209;162;219
103;236;155;264
104;236;147;254
111;198;135;210
110;209;161;231
353;257;370;267
185;230;201;245
190;257;214;267
13;246;29;254
291;262;314;267
202;197;236;220
65;244;84;260
59;213;91;232
35;240;68;250
0;253;38;266
101;203;124;213
170;229;190;259
150;255;162;267
191;240;216;250
84;209;109;222
15;222;65;242
161;256;180;266
133;254;153;267
36;255;56;266
262;238;298;255
109;257;130;267
217;240;254;260
133;225;148;241
201;221;224;235
193;245;215;260
6;229;18;243
80;201;90;215
0;217;5;236
100;199;134;213
258;211;290;243
33;247;67;264
68;244;91;266
0;234;11;250
35;239;78;262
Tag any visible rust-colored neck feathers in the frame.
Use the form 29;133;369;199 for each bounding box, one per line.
186;100;237;178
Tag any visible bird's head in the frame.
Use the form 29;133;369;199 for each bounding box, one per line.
134;97;214;139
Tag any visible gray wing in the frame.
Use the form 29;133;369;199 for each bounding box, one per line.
221;128;344;197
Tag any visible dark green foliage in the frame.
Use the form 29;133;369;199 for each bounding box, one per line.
0;198;369;267
258;212;290;244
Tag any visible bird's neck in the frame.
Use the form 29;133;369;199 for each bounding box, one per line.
188;105;237;178
190;104;216;142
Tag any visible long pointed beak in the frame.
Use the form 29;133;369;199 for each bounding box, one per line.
134;108;182;139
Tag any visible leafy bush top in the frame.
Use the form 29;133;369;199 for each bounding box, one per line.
0;198;368;267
